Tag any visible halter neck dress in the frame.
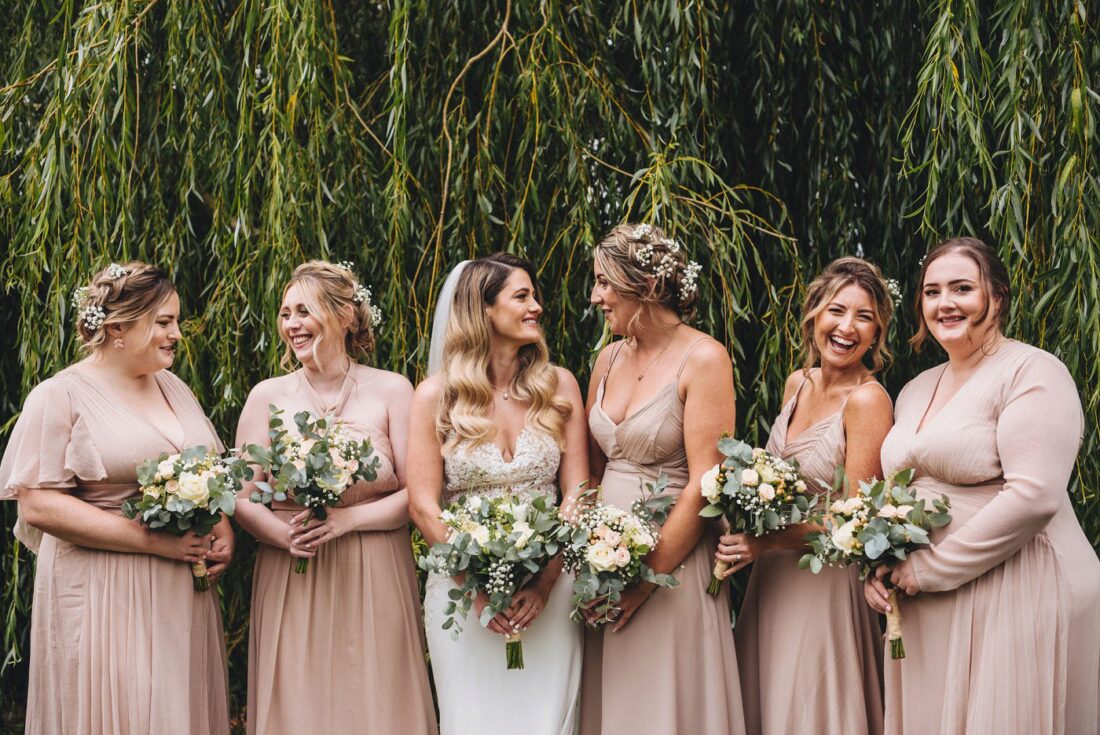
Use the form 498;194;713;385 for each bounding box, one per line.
239;366;437;735
735;375;885;734
580;338;746;735
0;365;231;735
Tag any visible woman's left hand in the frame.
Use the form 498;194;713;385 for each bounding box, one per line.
205;525;235;581
289;507;353;552
888;557;921;596
504;584;551;632
715;532;769;577
608;580;656;633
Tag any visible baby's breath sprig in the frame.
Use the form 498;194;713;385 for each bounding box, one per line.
339;262;383;329
71;286;91;310
79;305;106;332
106;263;128;279
631;224;702;304
885;278;903;308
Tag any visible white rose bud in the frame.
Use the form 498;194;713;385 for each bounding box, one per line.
156;459;176;481
758;483;776;502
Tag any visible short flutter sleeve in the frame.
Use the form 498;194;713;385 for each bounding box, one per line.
0;376;107;499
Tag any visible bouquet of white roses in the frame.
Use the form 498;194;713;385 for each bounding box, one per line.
699;436;815;595
561;474;679;627
798;468;951;658
419;492;568;669
123;445;252;591
245;406;380;573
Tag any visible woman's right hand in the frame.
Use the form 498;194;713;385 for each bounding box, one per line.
151;530;211;564
473;590;514;636
864;566;893;614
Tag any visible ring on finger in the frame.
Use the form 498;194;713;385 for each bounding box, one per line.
734;553;741;562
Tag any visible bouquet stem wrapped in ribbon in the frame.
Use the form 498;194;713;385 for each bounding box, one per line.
124;445;252;591
798;468;952;659
246;406;380;574
699;437;815;596
562;474;679;626
420;493;568;670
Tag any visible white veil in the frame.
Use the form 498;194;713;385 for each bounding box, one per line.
427;260;471;375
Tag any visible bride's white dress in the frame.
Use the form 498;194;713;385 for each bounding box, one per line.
424;427;583;735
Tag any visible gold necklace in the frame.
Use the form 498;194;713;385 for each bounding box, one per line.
635;326;679;382
490;382;512;401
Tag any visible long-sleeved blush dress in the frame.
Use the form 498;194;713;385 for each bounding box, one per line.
0;365;231;735
880;340;1100;734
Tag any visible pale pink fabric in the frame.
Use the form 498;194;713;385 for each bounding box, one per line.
735;378;885;735
880;340;1100;734
238;366;436;735
0;365;230;735
580;340;746;735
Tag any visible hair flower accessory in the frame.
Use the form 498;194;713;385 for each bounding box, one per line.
336;261;355;272
79;305;106;332
350;277;383;329
885;278;903;307
632;224;653;239
106;263;128;279
71;286;91;310
680;261;703;301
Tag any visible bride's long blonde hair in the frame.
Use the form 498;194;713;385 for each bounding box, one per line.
436;253;571;454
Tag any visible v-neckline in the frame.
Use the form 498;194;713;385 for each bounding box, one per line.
914;346;1003;435
73;367;186;450
298;367;355;417
596;377;677;428
491;426;530;464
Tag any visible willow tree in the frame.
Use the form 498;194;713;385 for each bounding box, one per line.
1;0;1096;725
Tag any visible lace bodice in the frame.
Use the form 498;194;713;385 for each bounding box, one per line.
441;427;561;507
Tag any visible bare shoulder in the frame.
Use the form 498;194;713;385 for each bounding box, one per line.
591;340;622;376
413;374;445;404
243;374;294;407
358;365;414;397
782;369;808;404
682;335;731;373
553;365;582;394
844;381;894;423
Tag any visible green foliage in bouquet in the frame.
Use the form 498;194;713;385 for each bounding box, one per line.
563;474;679;626
246;406;380;573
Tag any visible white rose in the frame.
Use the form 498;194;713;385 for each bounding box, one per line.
512;521;534;549
632;529;655;549
465;496;482;514
603;529;622;547
759;465;778;485
700;464;722;503
878;503;899;519
831;519;860;553
156;459;176;480
470;525;491;546
511;504;529;523
741;469;760;487
143;482;161;497
612;547;631;567
587;541;618;572
758;483;776;502
176;471;210;506
830;499;849;515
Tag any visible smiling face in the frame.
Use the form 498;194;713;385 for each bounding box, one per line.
112;291;181;374
812;283;878;371
485;268;543;346
279;282;348;369
590;260;643;337
920;251;1001;356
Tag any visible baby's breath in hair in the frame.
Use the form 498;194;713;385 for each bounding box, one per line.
106;263;128;279
885;278;903;307
631;224;703;305
80;305;106;332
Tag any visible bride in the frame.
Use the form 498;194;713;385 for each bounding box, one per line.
408;253;588;734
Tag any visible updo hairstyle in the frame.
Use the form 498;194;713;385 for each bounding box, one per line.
910;236;1011;352
800;256;894;372
72;261;175;352
593;223;700;334
279;260;378;370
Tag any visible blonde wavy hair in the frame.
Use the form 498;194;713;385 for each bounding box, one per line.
800;256;894;373
279;260;376;371
436;253;571;454
72;261;176;353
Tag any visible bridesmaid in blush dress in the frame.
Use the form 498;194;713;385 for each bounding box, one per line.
579;224;745;735
234;261;436;735
864;237;1100;734
0;262;232;735
717;257;892;735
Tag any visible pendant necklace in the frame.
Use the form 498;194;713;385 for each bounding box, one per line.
635;325;679;382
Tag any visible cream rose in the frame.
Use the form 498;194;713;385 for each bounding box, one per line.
700;464;722;503
587;541;618;572
831;519;860;554
156;459;176;481
470;525;491;546
758;483;776;501
612;547;631;567
176;471;210;506
741;468;760;487
878;503;900;519
603;529;622;547
512;521;535;549
759;465;778;485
